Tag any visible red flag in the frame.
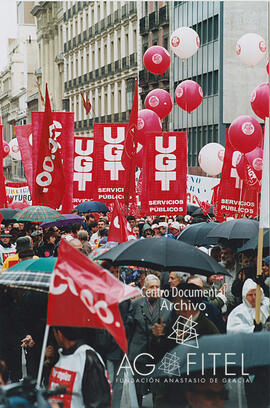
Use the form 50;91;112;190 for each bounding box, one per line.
16;124;33;194
47;239;139;353
242;154;261;192
121;80;138;206
194;196;212;216
0;213;3;225
81;93;91;115
0;124;7;208
33;84;66;208
108;199;135;243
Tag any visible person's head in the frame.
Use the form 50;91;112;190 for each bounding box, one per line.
71;223;82;237
101;261;119;278
263;256;270;277
220;246;236;269
210;246;221;263
71;208;79;215
0;361;8;386
16;236;33;253
152;224;161;237
18;223;24;231
144;274;160;299
89;221;98;234
85;214;95;223
97;220;106;232
159;222;168;235
45;231;57;245
31;230;43;246
133;226;140;238
138;271;147;288
127;215;136;229
207;274;217;285
170;222;181;236
77;230;89;242
169;271;183;288
53;326;83;348
0;230;12;245
185;378;228;408
12;223;20;230
243;278;260;308
18;248;35;262
69;238;83;252
188;276;204;288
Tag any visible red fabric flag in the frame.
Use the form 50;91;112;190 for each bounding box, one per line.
108;199;135;242
0;213;3;225
47;239;139;353
217;131;260;218
194;196;212;216
81;93;91;115
0;124;7;208
16;124;33;194
242;154;261;192
121;80;138;207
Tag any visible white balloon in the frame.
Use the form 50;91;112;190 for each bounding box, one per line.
170;27;200;60
9;138;21;160
198;143;225;176
236;33;266;67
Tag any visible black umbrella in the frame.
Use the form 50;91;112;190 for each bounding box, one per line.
0;208;22;221
207;218;259;240
97;237;230;277
178;222;219;246
75;201;109;213
192;205;215;217
153;332;270;377
238;228;269;253
187;203;199;215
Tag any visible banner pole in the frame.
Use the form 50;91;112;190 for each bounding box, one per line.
36;324;50;388
255;228;264;324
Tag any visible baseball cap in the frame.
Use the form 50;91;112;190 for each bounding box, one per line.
0;230;12;238
170;221;180;230
16;236;33;252
159;222;168;228
151;224;160;230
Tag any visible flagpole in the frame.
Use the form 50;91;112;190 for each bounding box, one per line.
36;324;50;388
255;228;264;323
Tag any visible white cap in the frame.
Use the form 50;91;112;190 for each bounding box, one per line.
159;222;168;228
170;221;180;230
151;224;160;230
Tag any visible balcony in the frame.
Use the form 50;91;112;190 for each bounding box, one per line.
62;98;70;111
89;27;93;39
114;113;119;122
68;8;71;19
78;33;82;45
108;63;112;75
122;112;126;121
73;78;77;87
72;4;76;15
130;53;137;67
129;2;136;14
149;11;158;30
89;71;93;81
83;1;88;7
89;119;93;128
159;6;169;26
84;73;88;83
78;120;82;130
83;30;87;41
68;40;71;51
95;23;99;35
72;37;77;48
107;114;112;123
64;81;68;91
100;116;105;123
122;5;127;18
78;2;82;11
115;60;121;73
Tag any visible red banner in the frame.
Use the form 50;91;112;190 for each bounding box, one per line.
108;199;135;242
0;125;7;208
140;132;187;216
92;124;128;205
47;239;139;353
73;136;94;205
15;124;33;194
217;134;260;217
32;111;74;212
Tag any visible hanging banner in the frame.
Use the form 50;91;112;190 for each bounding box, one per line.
73;136;94;205
15;124;33;194
187;175;219;205
32;111;74;213
6;182;32;203
140;132;187;216
92;123;128;205
217;133;260;218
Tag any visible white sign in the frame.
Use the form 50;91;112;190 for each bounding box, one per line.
187;175;219;204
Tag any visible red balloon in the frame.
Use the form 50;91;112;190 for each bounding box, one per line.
175;80;203;113
135;148;143;168
267;58;269;75
143;46;171;75
2;141;10;158
145;89;173;119
136;109;163;145
250;83;269;120
236;147;263;190
228;115;263;154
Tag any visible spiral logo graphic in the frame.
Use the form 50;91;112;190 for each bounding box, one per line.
259;41;266;53
137;118;145;130
149;96;159;107
152;54;162;64
171;36;180;48
236;43;241;55
198;86;203;97
253;157;263;171
242;122;254;135
176;87;184;98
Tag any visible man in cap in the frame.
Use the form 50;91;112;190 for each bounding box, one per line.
1;236;38;271
31;230;44;256
159;222;175;239
169;221;182;239
0;230;16;267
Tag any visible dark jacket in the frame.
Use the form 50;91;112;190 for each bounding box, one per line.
127;296;172;362
38;242;58;257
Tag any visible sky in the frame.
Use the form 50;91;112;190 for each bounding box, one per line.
0;0;17;71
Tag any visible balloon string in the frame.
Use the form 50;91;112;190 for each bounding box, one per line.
237;180;243;218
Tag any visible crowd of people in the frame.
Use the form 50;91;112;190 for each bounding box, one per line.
0;210;269;408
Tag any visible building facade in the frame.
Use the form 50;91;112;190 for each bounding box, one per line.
0;1;36;181
172;1;268;173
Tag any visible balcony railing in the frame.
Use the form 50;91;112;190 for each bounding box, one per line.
122;56;128;70
84;73;88;83
159;6;169;26
89;27;93;39
149;11;158;30
130;53;137;67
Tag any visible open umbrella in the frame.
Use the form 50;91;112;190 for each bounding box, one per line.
192;205;215;217
178;222;219;246
0;258;56;292
238;228;269;253
187;203;199;215
0;208;22;221
207;218;259;240
75;201;110;213
14;206;64;223
41;214;84;228
97;237;229;277
153;332;270;377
